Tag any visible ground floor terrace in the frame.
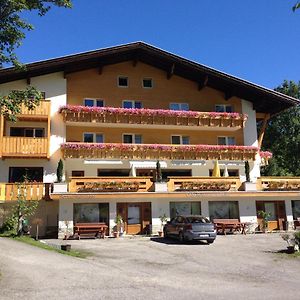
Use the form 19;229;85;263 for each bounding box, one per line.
1;177;300;238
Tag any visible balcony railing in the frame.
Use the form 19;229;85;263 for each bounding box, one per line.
168;177;242;192
19;100;50;120
68;177;153;193
59;105;247;129
257;177;300;191
1;137;49;158
62;143;258;161
1;183;51;201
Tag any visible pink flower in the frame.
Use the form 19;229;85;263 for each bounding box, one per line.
59;105;248;120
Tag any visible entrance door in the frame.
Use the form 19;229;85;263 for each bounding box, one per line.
256;201;286;231
117;202;151;235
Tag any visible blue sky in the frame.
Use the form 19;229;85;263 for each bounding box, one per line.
16;0;300;89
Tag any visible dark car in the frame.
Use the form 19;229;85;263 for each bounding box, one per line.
163;215;217;244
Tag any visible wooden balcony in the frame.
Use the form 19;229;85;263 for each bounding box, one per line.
68;177;153;193
19;100;51;121
1;183;51;201
1;137;49;158
59;106;247;129
257;177;300;191
62;143;258;161
168;177;242;192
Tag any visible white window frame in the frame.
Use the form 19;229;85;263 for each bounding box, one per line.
83;132;104;143
118;76;129;88
122;133;142;144
122;100;143;109
83;98;105;107
217;136;236;146
215;104;233;113
169;103;189;111
171;135;190;145
142;78;153;89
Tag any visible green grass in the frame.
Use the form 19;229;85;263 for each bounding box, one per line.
0;234;91;258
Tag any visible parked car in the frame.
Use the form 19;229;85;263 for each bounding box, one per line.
163;215;217;243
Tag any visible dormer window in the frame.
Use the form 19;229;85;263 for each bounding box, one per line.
84;99;104;107
215;104;233;113
123;100;142;109
118;76;128;87
170;103;189;111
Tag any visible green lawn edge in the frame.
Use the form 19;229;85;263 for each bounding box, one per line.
0;234;92;258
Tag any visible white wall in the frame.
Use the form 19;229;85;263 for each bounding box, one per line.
0;73;66;183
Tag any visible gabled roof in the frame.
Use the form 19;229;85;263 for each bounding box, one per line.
0;42;299;115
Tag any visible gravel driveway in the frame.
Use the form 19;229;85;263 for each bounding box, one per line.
0;234;299;300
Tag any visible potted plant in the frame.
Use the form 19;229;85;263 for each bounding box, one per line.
112;215;123;238
281;233;297;253
257;210;271;233
51;159;68;193
153;161;168;192
241;161;257;191
158;213;167;237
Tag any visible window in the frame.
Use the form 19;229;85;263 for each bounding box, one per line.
97;169;130;176
83;133;104;143
215;104;233;113
209;201;239;220
72;170;85;177
292;201;300;220
170;202;201;219
123;100;142;109
217;136;236;145
84;98;104;107
209;169;239;177
171;135;190;145
143;78;153;88
9;167;43;183
118;76;128;87
123;134;142;144
74;203;109;224
169;103;189;111
10;127;45;138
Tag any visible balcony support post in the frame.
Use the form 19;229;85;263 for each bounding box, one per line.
258;113;270;148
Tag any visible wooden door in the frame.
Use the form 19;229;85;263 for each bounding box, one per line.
116;202;152;235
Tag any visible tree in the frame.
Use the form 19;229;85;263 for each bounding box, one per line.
293;2;300;11
56;159;64;182
0;0;72;120
261;80;300;176
0;182;39;236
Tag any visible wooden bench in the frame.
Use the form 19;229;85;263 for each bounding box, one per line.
213;219;244;235
74;223;108;239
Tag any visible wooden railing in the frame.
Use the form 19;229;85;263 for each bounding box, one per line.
68;177;153;193
60;108;247;129
257;177;300;191
167;177;242;192
20;100;50;119
1;137;48;158
62;143;257;161
3;183;51;201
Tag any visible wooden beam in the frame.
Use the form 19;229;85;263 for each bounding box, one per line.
132;56;139;67
167;63;175;79
258;113;270;148
256;112;266;120
198;75;208;91
26;77;31;85
0;115;3;159
98;65;103;75
224;90;233;101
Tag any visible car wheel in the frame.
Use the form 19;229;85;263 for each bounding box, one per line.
207;240;214;244
178;231;184;243
163;228;169;238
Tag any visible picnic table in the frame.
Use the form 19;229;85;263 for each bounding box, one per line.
74;222;108;239
213;219;247;235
